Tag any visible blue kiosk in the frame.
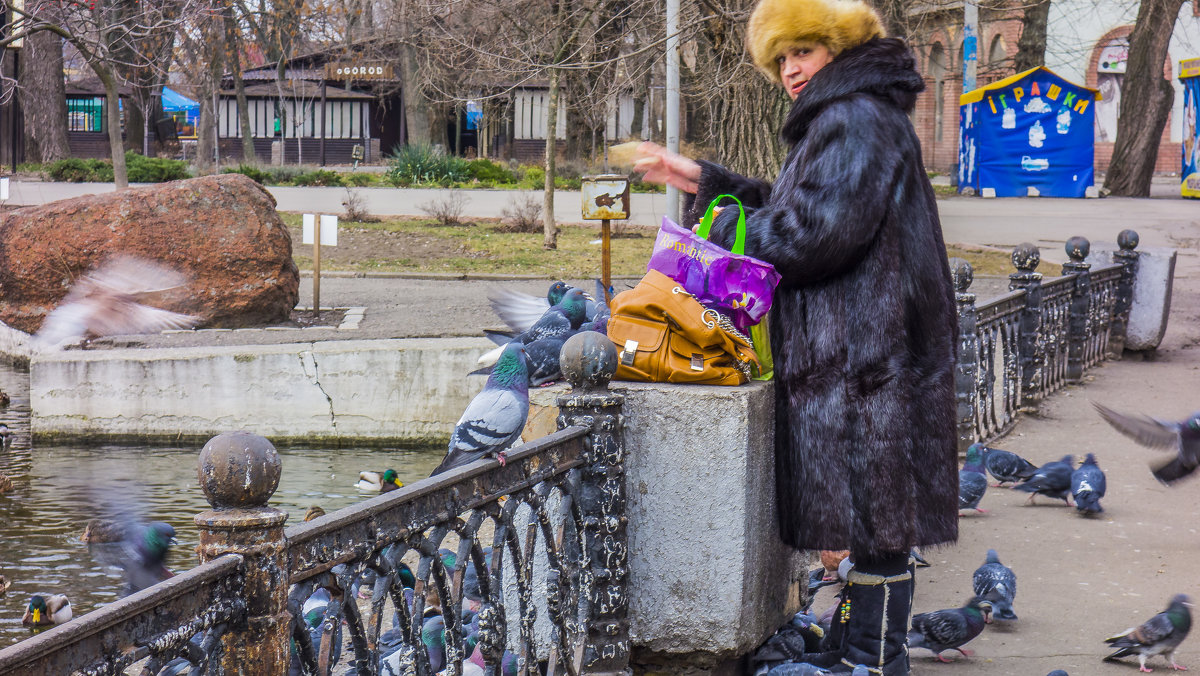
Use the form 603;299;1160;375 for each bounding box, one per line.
957;67;1100;197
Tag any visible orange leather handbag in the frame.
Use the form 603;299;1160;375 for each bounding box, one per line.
607;270;759;385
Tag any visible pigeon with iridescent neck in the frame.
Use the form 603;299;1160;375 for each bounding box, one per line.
1104;594;1192;672
1094;402;1200;485
959;444;988;514
433;343;529;476
908;597;987;663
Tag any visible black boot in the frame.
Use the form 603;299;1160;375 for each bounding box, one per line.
831;554;913;675
790;586;852;668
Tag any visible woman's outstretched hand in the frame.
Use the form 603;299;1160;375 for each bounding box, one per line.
632;142;701;194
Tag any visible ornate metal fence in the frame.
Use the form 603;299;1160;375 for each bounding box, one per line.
954;231;1140;450
0;335;629;676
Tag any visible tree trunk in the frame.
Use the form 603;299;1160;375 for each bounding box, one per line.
125;105;144;153
18;29;69;162
100;73;128;189
1012;0;1052;73
224;0;256;164
543;68;560;250
1104;0;1184;197
711;75;789;179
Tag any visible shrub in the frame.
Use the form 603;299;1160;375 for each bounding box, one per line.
420;190;469;226
343;172;373;187
125;151;190;182
292;169;343;186
496;192;543;233
267;166;305;184
464;158;513;183
47;158;93;182
223;164;270;184
518;165;545;189
385;144;469;186
342;188;378;222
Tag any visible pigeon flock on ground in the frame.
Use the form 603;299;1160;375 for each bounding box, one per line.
755;412;1200;674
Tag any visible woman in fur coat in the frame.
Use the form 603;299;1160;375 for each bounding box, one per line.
635;0;958;673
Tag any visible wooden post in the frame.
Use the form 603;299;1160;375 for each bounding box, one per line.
313;216;322;319
601;218;612;295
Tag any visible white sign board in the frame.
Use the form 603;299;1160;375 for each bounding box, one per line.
302;214;338;246
1;177;9;201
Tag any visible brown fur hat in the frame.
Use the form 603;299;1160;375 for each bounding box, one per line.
747;0;886;82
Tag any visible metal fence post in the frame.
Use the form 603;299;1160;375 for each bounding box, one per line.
555;332;630;675
951;258;979;452
1009;242;1044;407
1108;229;1141;358
1062;236;1091;384
194;431;290;676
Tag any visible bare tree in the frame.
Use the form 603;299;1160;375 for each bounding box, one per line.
1012;0;1051;73
1104;0;1184;196
17;2;69;163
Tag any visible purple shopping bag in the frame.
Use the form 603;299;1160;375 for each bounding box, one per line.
647;194;781;331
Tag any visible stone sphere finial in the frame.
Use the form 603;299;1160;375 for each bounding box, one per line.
1011;242;1041;273
198;431;281;509
949;258;974;293
1065;236;1090;262
1118;229;1140;251
559;331;617;391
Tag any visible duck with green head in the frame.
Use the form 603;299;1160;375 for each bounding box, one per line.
22;594;72;626
356;469;404;492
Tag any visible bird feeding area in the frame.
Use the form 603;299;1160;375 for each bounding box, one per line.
958;67;1099;198
581;174;630;296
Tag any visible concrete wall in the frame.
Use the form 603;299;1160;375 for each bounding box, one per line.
29;338;493;445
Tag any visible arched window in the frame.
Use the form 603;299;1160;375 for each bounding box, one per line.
988;35;1006;67
929;43;947;142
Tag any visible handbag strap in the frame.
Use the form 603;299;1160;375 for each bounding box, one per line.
695;193;747;256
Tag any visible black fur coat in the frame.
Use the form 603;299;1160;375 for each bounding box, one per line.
692;38;959;558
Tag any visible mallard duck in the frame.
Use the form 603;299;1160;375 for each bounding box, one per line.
0;423;12;447
356;469;403;492
304;505;326;522
0;473;11;493
0;574;12;596
22;594;72;626
81;518;127;544
0;389;9;407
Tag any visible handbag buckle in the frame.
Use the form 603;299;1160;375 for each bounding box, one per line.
620;340;638;366
690;353;704;371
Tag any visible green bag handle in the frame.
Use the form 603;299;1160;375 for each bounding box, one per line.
695;193;747;256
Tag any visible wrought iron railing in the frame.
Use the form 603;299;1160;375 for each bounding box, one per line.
954;231;1141;449
0;334;629;676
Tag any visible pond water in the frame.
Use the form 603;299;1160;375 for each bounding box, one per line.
0;361;447;649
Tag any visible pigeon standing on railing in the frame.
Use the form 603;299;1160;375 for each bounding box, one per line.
34;256;199;350
433;343;530;476
1013;455;1074;505
979;443;1038;486
972;549;1018;622
1094;402;1200;485
1071;453;1107;515
1104;594;1192;672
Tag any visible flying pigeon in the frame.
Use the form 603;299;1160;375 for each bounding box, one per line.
959;443;989;514
1104;594;1192;673
34;256;199;349
486;281;573;334
979;443;1038;486
1071;453;1107;516
1013;455;1074;505
1094;402;1200;485
88;520;177;596
432;343;529;476
972;549;1017;622
908;597;987;663
477;288;588;367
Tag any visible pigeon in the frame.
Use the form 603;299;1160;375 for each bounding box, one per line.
432;343;530;476
972;549;1017;622
1105;593;1192;672
1071;453;1107;515
911;548;931;568
959;443;989;514
88;520;176;596
21;594;72;625
1094;402;1200;485
477;288;588;367
1013;455;1074;505
751;610;828;669
766;663;832;675
487;281;574;334
1047;671;1069;676
523;336;567;386
978;443;1038;486
908;597;987;663
34;256;199;349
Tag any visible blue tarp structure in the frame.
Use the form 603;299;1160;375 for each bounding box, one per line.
1181;58;1200;199
957;67;1099;198
161;87;199;138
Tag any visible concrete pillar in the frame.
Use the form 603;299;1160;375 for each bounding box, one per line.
194;431;290;675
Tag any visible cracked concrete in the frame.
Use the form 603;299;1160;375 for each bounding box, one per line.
299;349;337;430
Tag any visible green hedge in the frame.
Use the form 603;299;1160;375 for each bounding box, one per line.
47;152;188;183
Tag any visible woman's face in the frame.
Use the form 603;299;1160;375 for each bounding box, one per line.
778;44;834;100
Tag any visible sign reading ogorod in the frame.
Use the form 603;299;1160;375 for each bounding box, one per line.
324;63;395;80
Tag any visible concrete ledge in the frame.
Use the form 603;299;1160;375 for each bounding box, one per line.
0;321;33;365
1087;245;1177;351
30;337;494;445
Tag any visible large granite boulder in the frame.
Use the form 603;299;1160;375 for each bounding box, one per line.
0;174;298;333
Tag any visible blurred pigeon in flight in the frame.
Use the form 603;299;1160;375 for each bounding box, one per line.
487;281;573;334
433;343;529;476
1013;455;1074;505
959;443;988;514
978;443;1038;486
1071;453;1107;516
35;256;198;349
1104;594;1192;673
972;549;1017;622
908;597;987;663
1094;402;1200;485
477;288;588;367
